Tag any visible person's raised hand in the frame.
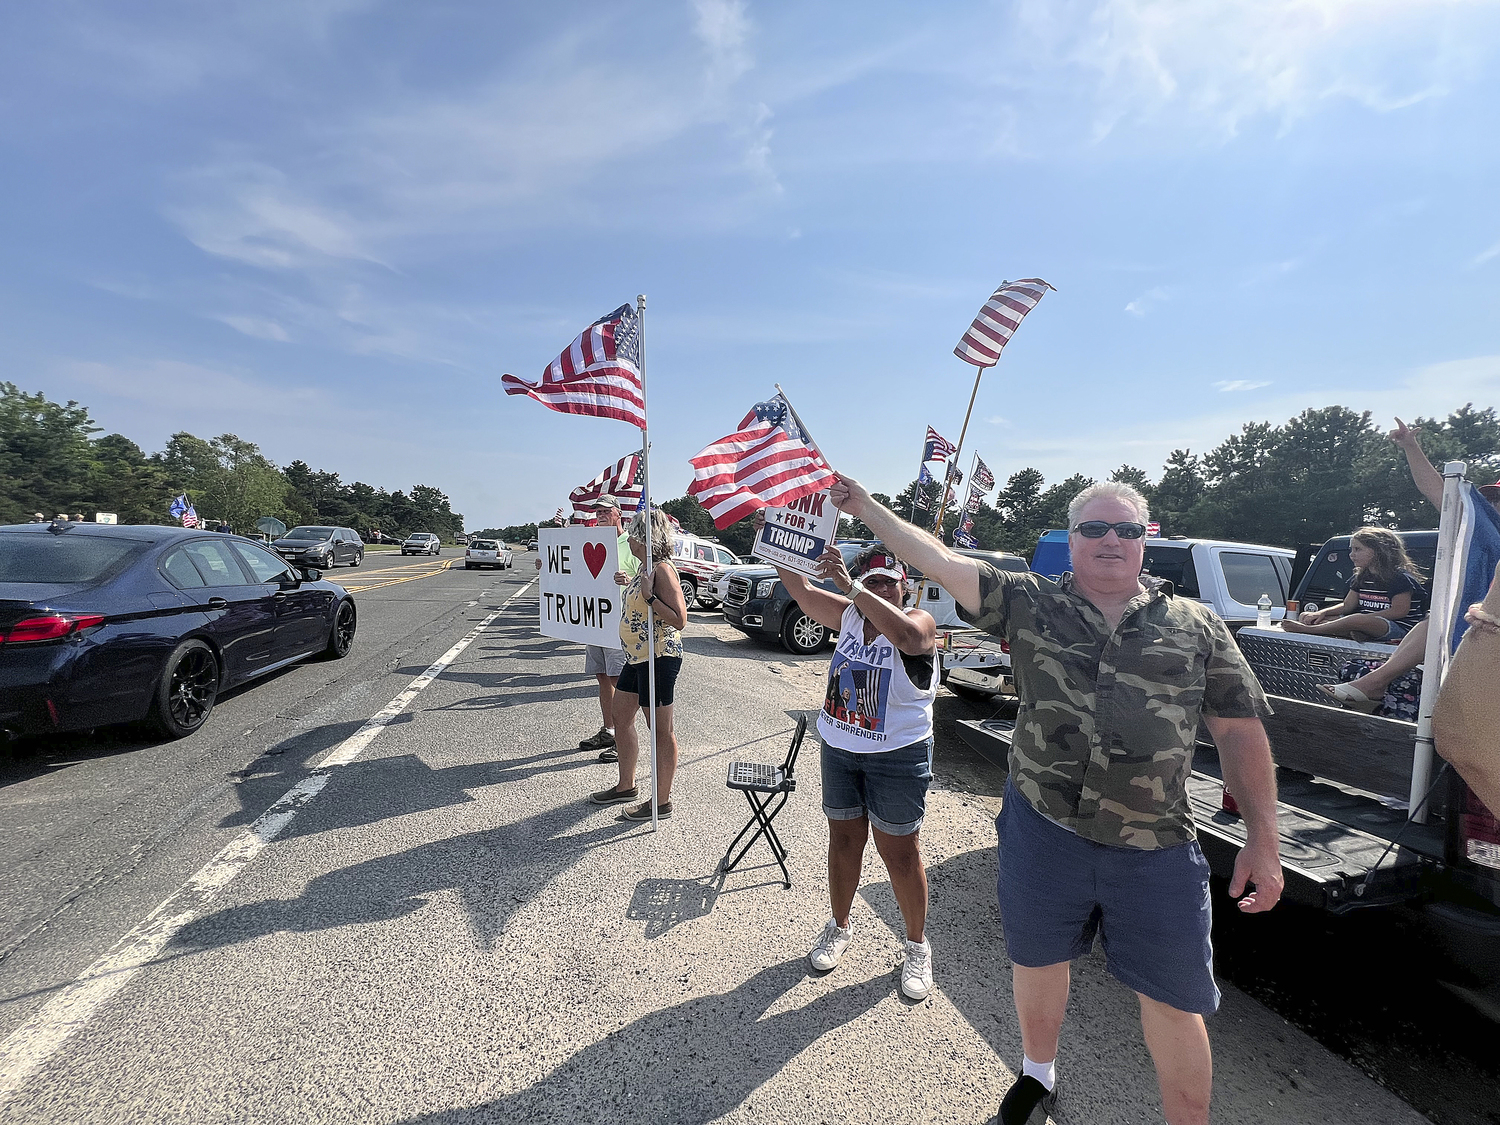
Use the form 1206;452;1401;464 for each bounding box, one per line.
752;508;766;533
815;545;853;593
1229;837;1284;913
828;475;870;519
1389;417;1422;448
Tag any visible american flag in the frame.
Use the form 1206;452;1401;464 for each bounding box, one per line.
688;395;834;529
569;450;644;518
502;303;645;429
973;457;995;492
1147;521;1161;537
954;278;1055;368
922;426;956;463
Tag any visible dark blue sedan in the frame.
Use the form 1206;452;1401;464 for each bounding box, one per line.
0;522;357;740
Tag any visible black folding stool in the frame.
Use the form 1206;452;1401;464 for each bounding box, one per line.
719;713;807;888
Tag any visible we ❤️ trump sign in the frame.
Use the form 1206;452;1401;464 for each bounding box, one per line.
537;526;621;647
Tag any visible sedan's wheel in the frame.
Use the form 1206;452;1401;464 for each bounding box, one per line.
678;577;698;608
325;599;357;659
150;639;219;739
780;610;827;655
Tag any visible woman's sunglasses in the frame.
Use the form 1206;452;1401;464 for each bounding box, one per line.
1073;521;1147;539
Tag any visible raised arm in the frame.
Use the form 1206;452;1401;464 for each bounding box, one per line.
828;476;982;614
773;563;849;633
1390;418;1444;510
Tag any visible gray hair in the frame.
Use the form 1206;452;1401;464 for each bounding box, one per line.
1066;481;1150;528
627;507;674;560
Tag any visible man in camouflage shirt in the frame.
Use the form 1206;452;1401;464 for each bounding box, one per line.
829;476;1283;1125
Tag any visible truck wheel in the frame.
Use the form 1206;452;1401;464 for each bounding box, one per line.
150;639;219;739
780;610;827;655
678;577;698;608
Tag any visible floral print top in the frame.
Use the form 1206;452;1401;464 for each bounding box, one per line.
619;564;684;662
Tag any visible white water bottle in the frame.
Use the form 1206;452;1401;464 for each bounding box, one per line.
1257;593;1273;629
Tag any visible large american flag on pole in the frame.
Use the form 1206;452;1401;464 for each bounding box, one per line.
501;303;645;429
688;395;834;529
569;450;644;518
954;279;1055;368
922;426;956;463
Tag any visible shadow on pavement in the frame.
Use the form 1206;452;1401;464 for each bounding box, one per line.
175;778;637;955
626;874;722;939
393;960;890;1125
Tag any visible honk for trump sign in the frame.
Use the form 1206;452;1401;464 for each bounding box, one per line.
753;488;841;578
538;526;621;647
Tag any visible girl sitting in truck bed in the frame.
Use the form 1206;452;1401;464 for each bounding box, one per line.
1282;526;1428;642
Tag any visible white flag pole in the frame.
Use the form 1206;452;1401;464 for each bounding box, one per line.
772;383;828;467
636;294;659;832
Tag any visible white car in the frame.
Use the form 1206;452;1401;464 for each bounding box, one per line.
465;539;513;569
670;535;743;609
401;532;442;556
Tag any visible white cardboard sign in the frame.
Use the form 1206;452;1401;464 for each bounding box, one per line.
538;526;622;647
752;489;842;578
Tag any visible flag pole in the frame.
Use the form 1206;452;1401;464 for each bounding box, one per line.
933;364;988;538
772;383;828;465
637;294;659;832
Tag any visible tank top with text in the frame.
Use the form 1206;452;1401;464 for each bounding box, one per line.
817;603;936;753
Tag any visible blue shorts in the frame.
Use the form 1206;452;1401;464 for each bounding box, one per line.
996;781;1220;1015
821;737;933;836
1374;617;1413;641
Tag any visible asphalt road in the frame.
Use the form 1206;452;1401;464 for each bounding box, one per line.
0;551;1485;1123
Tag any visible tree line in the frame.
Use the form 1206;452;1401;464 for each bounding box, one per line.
0;383;463;539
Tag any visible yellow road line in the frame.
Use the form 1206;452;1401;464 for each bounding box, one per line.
341;558;458;592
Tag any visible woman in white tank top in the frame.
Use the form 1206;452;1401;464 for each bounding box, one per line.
752;525;939;1002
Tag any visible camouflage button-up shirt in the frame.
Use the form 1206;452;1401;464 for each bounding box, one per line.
959;562;1272;850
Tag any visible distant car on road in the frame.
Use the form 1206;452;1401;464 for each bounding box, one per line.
401;533;441;556
271;525;364;568
527;539;539;551
464;539;513;569
0;522;356;740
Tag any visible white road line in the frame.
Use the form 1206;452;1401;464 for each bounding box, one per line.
0;580;537;1104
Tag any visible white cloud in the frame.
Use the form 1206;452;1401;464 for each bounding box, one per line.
692;0;753;90
1124;286;1170;316
213;314;291;342
1214;379;1272;392
1472;239;1500;268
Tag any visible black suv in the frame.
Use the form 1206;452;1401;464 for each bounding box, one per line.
271;526;365;569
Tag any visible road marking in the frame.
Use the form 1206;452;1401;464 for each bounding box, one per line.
340;558;458;592
0;579;537;1105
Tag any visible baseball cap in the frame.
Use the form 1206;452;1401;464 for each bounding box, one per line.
1479;479;1500;502
859;553;906;581
592;495;620;510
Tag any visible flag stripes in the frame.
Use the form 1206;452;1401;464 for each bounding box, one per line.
570;451;644;518
688;396;834;529
954;278;1055;368
502;303;646;429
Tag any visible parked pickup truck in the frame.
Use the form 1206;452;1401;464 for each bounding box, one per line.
1032;531;1296;631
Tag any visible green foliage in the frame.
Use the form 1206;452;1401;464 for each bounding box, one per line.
0;383;99;522
661;495;716;538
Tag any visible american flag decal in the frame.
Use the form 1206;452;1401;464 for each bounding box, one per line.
954;278;1054;368
502;303;646;429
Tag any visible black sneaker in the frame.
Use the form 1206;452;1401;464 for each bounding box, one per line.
579;726;615;751
597;747;619;763
998;1075;1058;1125
588;785;638;805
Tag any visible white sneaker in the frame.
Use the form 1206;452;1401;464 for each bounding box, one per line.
808;919;853;971
901;938;933;999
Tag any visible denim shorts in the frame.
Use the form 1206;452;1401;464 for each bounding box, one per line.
584;645;628;677
615;655;682;707
1374;618;1413;641
821;737;934;836
996;780;1220;1015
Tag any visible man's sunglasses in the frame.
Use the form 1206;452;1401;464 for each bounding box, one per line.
1073;520;1147;540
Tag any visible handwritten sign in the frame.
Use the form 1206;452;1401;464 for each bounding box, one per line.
538;526;621;647
753;488;842;578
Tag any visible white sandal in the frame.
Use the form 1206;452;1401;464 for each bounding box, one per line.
1318;682;1378;712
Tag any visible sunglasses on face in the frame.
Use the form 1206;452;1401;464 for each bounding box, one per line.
863;575;901;589
1073;521;1147;540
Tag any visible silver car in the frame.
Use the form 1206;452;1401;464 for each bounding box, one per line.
401;533;442;556
464;539;513;569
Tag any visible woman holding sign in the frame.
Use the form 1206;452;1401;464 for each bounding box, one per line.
589;507;688;820
754;513;939;1001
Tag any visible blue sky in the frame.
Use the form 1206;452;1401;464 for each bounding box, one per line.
3;0;1498;529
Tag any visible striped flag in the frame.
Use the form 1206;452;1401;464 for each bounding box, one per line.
954;278;1055;368
688;395;834;529
974;457;995;492
569;450;644;518
922;426;956;463
1147;521;1161;537
502;303;645;429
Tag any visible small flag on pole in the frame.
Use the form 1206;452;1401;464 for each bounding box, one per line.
974;457;995;492
169;494;198;529
954;529;978;549
945;462;963;487
1146;521;1161;537
570;451;644;518
922;426;957;463
502;303;646;429
917;463;937;487
688;395;834;529
954;279;1055;368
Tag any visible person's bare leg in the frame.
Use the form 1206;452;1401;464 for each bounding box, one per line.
871;826;928;942
1282;613;1392;641
649;704;678;803
610;689;641;791
595;672;615;728
1138;993;1212;1125
1346;619;1428;696
1012;962;1070;1065
827;817;868;927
